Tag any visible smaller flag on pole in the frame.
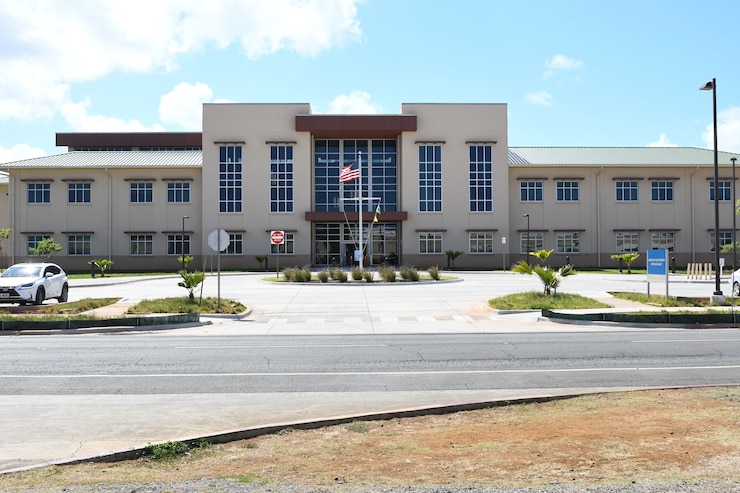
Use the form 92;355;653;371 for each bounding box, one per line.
339;161;360;183
373;204;381;223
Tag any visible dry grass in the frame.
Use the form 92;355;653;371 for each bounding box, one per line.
1;387;739;490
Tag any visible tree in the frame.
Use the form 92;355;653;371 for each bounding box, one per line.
88;259;114;277
255;255;268;270
512;248;576;296
29;238;61;259
445;250;463;269
177;270;205;303
610;253;640;274
0;228;11;266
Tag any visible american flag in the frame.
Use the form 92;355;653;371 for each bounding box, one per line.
339;161;360;183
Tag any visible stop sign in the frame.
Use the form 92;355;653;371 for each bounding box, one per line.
270;230;285;245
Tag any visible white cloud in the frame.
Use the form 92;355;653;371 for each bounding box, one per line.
159;82;214;131
0;144;47;164
60;99;165;132
647;133;677;147
0;0;362;121
526;91;553;107
702;106;740;153
326;91;382;114
543;54;583;78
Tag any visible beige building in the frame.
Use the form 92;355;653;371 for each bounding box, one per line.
2;103;739;272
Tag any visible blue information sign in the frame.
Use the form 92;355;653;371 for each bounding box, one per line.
646;249;669;297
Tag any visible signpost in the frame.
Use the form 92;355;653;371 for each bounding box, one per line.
271;230;284;278
208;229;230;311
646;249;669;298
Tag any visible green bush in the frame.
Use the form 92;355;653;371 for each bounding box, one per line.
282;267;298;281
378;265;396;282
351;267;363;280
335;269;348;283
428;266;440;280
318;270;330;283
400;265;419;281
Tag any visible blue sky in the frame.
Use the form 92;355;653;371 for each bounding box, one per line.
1;0;739;163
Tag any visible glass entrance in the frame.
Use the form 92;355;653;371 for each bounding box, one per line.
314;222;398;267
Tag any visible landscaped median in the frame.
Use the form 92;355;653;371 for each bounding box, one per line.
0;313;200;332
541;308;740;325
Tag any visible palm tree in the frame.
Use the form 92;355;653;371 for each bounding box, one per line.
610;253;640;273
512;249;576;295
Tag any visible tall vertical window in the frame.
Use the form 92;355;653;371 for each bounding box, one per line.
219;145;243;213
225;233;243;255
270;232;294;254
469;145;492;212
419;145;442;212
68;183;91;203
651;181;674;201
557;232;580;253
68;234;91;255
130;182;153;203
709;181;732;201
167;234;190;256
28;183;51;204
270;145;294;212
616;232;639;253
469;232;493;254
167;182;191;203
520;181;543;202
710;231;733;252
616;181;638;201
556;181;579;202
27;235;48;255
651;232;675;251
130;235;153;256
371;139;397;212
419;232;443;254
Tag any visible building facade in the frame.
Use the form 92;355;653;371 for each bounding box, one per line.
2;103;739;272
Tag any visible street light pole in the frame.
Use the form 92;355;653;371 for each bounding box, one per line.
700;78;723;298
733;157;737;275
181;215;189;271
523;213;530;255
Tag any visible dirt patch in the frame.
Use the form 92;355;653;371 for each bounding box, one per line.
2;387;739;490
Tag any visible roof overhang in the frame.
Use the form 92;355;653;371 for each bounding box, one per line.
56;133;203;148
295;115;417;138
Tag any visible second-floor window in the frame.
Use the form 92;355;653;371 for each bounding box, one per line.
167;182;190;203
469;145;492;212
130;182;153;203
68;183;91;204
28;183;51;204
651;181;673;202
709;181;732;201
556;181;579;202
520;181;543;202
270;145;294;213
219;145;243;213
419;145;442;212
616;181;638;202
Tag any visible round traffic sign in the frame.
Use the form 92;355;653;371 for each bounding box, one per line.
270;230;285;245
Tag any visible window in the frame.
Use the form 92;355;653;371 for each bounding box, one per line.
28;183;51;204
270;145;294;213
520;181;543;202
270;232;294;254
651;232;675;251
167;182;191;203
27;235;48;256
615;181;638;201
225;233;243;255
469;145;492;212
616;232;640;253
219;145;243;213
130;235;153;256
710;231;733;252
419;232;443;254
520;232;543;253
709;181;732;201
68;234;91;256
419;145;442;212
556;181;579;202
651;181;673;201
557;232;580;253
130;182;153;203
68;183;91;204
167;234;190;256
469;232;493;254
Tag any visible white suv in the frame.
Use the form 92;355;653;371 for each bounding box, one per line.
0;263;69;305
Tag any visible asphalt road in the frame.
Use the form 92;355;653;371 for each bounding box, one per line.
1;271;739;473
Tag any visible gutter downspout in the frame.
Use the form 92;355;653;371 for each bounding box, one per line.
691;166;699;263
107;166;112;261
6;166;13;265
596;166;603;267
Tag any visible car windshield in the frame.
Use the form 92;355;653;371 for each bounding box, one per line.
1;266;43;278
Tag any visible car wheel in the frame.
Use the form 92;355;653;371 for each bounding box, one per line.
58;284;69;303
34;287;45;305
734;282;740;297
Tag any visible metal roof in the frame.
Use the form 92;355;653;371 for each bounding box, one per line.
1;151;202;169
509;147;740;167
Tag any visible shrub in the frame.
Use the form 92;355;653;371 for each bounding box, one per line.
318;270;330;283
282;267;298;281
363;271;374;282
330;268;343;280
400;265;419;281
335;269;348;283
428;265;440;280
296;267;312;282
378;265;396;282
351;267;363;280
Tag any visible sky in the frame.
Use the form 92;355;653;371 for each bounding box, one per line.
1;0;740;163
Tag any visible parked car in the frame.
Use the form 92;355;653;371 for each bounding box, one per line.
730;268;740;297
0;263;69;305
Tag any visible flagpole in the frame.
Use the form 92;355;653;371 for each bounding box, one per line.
358;150;363;270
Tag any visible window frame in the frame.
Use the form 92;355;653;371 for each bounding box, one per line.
468;231;494;254
28;183;51;204
520;181;543;202
419;232;443;254
67;234;91;256
419;144;442;213
615;181;638;202
556;181;579;202
130;182;153;204
130;234;154;256
167;181;191;204
270;232;294;254
67;182;91;204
